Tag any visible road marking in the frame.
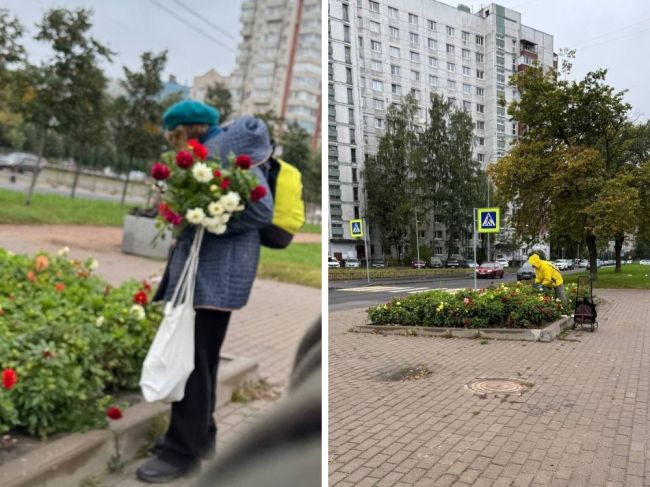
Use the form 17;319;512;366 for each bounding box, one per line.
338;286;467;294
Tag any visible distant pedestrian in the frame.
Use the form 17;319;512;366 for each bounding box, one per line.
528;253;567;308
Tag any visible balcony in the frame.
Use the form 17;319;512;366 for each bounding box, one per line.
328;167;340;179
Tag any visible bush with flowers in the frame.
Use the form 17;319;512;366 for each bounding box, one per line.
0;248;162;438
368;282;577;329
150;139;266;237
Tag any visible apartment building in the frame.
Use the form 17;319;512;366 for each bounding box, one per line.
191;69;231;103
328;0;554;261
231;0;322;142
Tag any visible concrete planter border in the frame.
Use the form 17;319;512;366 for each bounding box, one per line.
121;214;173;260
0;354;258;487
353;316;571;342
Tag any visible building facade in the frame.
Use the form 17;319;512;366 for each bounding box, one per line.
231;0;322;142
191;69;231;103
328;0;554;261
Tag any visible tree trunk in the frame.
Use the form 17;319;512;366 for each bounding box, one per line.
25;130;46;206
70;162;82;199
614;235;624;273
586;234;598;282
121;158;132;207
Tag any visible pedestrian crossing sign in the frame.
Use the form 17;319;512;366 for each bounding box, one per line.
349;219;363;238
477;208;500;233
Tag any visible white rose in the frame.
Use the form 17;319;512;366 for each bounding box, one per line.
186;207;206;225
206;224;228;235
220;192;241;212
88;258;99;270
208;201;225;216
96;316;105;327
57;246;70;257
130;305;146;321
192;162;213;183
217;213;231;225
210;184;218;192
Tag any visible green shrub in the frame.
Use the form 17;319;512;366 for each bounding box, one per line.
0;249;162;437
367;282;576;330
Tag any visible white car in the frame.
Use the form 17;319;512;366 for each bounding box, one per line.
640;259;650;265
496;258;509;268
345;259;360;268
328;257;340;268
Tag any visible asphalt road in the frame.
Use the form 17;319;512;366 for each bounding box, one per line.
329;269;583;312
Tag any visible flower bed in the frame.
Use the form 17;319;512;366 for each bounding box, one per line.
368;282;577;329
0;248;162;438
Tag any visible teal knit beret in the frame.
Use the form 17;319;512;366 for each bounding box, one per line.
162;100;220;130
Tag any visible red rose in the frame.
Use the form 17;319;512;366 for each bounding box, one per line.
106;406;122;420
151;162;171;180
133;291;148;305
220;178;231;190
463;318;471;327
55;282;65;292
213;169;222;179
42;349;54;359
2;368;17;390
188;139;208;161
235;154;252;169
175;150;194;169
26;270;36;282
142;280;152;293
250;185;267;202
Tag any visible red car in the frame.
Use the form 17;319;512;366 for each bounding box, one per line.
476;262;504;279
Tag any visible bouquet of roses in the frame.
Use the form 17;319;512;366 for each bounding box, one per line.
150;139;267;236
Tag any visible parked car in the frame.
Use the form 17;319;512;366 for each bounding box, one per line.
558;259;575;270
496;258;509;268
445;258;461;268
344;259;360;268
476;262;504;279
371;259;385;268
517;262;536;281
411;259;426;269
578;259;589;268
0;152;46;172
328;257;340;268
640;259;650;265
429;256;443;268
466;260;478;269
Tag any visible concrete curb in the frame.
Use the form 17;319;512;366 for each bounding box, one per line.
0;354;259;487
352;316;571;342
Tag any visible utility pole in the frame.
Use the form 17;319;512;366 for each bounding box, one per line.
473;208;477;290
415;208;421;268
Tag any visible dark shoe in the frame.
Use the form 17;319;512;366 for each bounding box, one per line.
150;438;216;460
136;456;198;483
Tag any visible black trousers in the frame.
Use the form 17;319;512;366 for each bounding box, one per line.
160;309;231;467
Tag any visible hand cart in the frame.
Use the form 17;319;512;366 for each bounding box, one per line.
572;276;598;332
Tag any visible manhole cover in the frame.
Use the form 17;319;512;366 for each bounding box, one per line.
466;378;530;395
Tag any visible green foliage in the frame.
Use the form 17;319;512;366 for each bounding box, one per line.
367;282;577;329
0;248;162;437
280;122;319;203
205;81;232;122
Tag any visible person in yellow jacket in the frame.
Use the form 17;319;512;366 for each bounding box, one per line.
528;254;567;307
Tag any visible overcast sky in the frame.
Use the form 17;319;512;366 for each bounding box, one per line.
3;0;242;86
465;0;650;121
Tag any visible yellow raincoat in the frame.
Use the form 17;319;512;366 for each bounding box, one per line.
528;254;563;288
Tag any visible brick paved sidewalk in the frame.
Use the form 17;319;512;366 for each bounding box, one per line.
329;290;650;486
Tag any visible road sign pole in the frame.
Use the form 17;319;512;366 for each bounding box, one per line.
473;208;477;290
414;209;420;269
364;218;370;283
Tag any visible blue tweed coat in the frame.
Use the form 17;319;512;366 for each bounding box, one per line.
152;135;273;310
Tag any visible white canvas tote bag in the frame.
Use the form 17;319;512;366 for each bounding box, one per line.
140;227;204;403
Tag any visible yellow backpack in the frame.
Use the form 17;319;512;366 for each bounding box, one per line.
260;157;305;248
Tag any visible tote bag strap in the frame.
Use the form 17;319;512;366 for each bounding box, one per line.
169;227;205;308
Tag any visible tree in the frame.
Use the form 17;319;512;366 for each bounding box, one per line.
279;122;319;203
204;81;232;122
112;51;167;205
35;8;113;199
254;110;282;140
0;9;25;148
489;64;633;280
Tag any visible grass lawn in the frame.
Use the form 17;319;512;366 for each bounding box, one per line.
329;266;518;280
301;223;321;234
0;188;131;226
564;264;650;289
258;243;321;288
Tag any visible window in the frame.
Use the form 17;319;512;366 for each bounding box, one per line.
369;1;379;13
476;35;484;45
388;6;398;18
390;26;399;38
353;187;359;201
370;60;382;71
351;148;357;163
409;32;419;45
390;46;400;57
477;153;485;162
372;79;383;91
476;52;484;63
410;88;420;101
447;62;455;73
345;46;351;63
348;108;354;123
411;70;420;81
447;79;456;90
446;44;455;55
347;88;353;104
353;206;360;219
390;64;400;75
476;120;485;129
375;118;384;129
463;83;471;94
428;56;438;68
477;137;485;146
358;36;363;48
374;98;384;110
371;40;382;52
427;19;436;31
370;21;380;33
427;38;437;49
497;123;505;132
446;25;454;36
408;13;418;25
463;100;471;111
462;49;471;60
349;127;356;143
463;65;471;76
343;25;351;42
462;31;470;42
391;84;401;95
476;69;484;79
435;246;443;255
435;214;443;223
476;104;484;113
346;67;353;83
342;3;349;21
429;75;438;87
410;51;420;62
